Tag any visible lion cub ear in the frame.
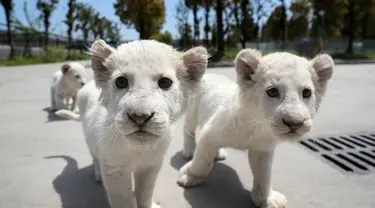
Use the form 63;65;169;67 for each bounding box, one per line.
181;46;208;80
61;64;70;74
90;39;116;87
234;49;262;82
311;54;334;84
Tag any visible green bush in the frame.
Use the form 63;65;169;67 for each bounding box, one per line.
0;45;90;66
222;49;300;62
331;52;370;60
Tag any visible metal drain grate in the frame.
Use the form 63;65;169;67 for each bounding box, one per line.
299;133;375;174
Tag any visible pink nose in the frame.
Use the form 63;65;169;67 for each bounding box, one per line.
127;112;155;126
282;118;303;130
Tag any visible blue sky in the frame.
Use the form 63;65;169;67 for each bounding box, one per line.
0;0;290;41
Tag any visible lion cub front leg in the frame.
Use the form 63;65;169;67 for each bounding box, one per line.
177;128;221;188
248;149;287;208
100;162;137;208
134;163;163;208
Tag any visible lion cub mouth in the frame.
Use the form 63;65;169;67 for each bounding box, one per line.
128;129;158;138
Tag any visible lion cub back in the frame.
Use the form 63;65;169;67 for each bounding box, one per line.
192;73;238;130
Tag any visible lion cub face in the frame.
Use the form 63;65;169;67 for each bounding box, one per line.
61;62;87;89
90;40;207;142
235;50;334;141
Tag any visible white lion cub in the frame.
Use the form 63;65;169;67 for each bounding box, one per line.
57;39;208;208
177;49;334;208
50;62;87;112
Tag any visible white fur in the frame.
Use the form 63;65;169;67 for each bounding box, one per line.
177;50;334;208
58;39;208;208
50;62;88;112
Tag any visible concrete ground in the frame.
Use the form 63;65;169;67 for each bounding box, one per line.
0;61;374;208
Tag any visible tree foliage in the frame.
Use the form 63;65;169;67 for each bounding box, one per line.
65;0;76;50
114;0;166;39
0;0;15;58
75;3;94;42
37;0;59;46
288;0;310;40
151;31;174;45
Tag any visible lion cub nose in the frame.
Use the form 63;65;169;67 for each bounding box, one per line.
127;112;155;126
282;118;304;130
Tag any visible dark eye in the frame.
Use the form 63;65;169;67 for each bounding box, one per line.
75;75;80;79
302;88;312;98
158;77;173;89
115;76;128;89
266;87;279;98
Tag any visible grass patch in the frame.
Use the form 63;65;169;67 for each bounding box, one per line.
0;45;90;66
330;52;371;60
221;49;300;62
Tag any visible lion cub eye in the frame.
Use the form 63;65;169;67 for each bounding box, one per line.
115;76;128;89
266;87;279;98
158;77;173;89
302;88;312;98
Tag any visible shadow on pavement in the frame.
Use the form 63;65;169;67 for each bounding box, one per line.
45;155;110;208
42;107;69;122
170;152;255;208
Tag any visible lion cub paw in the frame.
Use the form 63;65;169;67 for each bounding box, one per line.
181;150;194;160
177;161;204;188
251;190;287;208
214;148;228;161
151;202;161;208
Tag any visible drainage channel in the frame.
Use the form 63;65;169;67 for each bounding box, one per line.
299;133;375;174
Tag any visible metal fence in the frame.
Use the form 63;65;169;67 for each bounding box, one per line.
0;22;92;59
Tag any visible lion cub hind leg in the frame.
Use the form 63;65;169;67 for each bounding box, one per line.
182;103;227;161
182;107;198;160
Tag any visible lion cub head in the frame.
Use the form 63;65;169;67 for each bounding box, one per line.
235;49;334;141
90;39;207;141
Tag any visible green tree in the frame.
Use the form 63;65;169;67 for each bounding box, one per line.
288;0;310;40
151;31;174;45
75;3;94;42
176;0;193;48
231;0;257;48
37;0;59;46
341;0;375;53
0;0;15;58
278;0;287;49
106;22;121;45
90;12;105;39
65;0;76;58
203;0;213;47
253;0;274;48
114;0;166;39
211;0;225;61
262;6;283;41
185;0;201;43
309;0;345;37
360;6;375;38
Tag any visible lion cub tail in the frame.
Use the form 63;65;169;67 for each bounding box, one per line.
55;109;80;121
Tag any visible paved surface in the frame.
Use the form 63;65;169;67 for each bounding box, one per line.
0;61;374;208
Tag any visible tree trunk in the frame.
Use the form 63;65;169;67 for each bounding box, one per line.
204;4;210;47
362;11;368;39
240;0;249;49
345;1;355;54
279;1;287;50
193;4;199;43
4;7;15;59
44;13;50;47
83;30;89;43
139;2;146;39
211;0;224;61
233;3;244;48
